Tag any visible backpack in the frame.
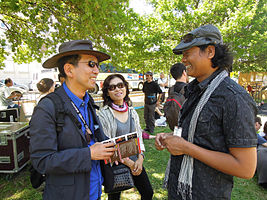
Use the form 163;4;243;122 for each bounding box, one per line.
29;92;66;188
29;92;86;189
163;86;185;131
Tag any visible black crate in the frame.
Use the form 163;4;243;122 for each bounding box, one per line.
0;122;29;173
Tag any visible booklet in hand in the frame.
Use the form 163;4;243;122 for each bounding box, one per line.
102;132;141;164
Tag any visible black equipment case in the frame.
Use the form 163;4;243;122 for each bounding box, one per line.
0;122;30;173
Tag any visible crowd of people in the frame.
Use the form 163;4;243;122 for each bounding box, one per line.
24;24;265;200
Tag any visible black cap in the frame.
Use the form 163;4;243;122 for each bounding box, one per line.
145;71;153;76
173;24;223;55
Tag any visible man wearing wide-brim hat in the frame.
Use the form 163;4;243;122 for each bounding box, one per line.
30;40;116;200
155;25;257;200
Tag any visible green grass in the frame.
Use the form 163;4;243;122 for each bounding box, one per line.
0;108;266;200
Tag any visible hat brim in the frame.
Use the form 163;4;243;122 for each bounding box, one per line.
43;50;110;68
173;38;213;55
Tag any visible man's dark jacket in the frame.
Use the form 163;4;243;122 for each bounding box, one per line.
30;86;107;200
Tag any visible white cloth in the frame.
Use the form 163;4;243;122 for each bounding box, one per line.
259;131;266;137
158;78;167;93
0;85;14;109
155;116;167;127
36;93;49;104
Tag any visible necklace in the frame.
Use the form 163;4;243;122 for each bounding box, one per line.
111;102;128;112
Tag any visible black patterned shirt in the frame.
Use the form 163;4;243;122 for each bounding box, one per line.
168;69;258;200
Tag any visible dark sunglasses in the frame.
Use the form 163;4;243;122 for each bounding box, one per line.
108;82;125;91
181;34;212;44
181;34;200;43
79;61;99;69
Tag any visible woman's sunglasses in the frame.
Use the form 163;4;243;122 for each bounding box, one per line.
108;82;125;91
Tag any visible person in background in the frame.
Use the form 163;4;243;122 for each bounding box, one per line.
170;63;188;93
155;24;257;200
98;73;153;200
255;116;267;189
30;40;116;200
259;121;267;140
0;78;21;109
58;73;65;85
142;71;162;135
158;72;168;103
255;117;267;147
36;78;55;104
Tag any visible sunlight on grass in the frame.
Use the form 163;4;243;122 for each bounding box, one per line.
152;172;165;179
0;108;266;200
5;190;26;200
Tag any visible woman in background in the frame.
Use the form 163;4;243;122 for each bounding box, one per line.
98;74;153;200
36;78;55;104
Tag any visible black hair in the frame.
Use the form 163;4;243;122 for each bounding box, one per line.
57;55;81;78
58;73;64;81
170;63;186;80
37;78;54;94
255;116;262;124
198;43;233;72
264;121;267;134
4;78;12;85
102;74;131;107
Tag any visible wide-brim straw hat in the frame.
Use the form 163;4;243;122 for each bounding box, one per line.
43;40;110;68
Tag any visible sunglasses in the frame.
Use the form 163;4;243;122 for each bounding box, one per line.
108;82;125;91
79;61;99;69
181;34;213;44
181;34;201;43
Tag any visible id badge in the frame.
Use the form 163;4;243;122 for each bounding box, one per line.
173;126;182;137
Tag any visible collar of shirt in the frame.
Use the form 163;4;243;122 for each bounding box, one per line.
185;69;224;98
63;82;94;137
63;82;90;107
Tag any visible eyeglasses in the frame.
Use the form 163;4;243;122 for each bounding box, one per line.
181;34;200;43
79;61;99;69
181;34;212;44
108;82;125;91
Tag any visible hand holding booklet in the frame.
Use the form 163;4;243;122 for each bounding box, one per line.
102;132;141;164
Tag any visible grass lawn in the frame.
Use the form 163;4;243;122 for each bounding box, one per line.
0;108;266;199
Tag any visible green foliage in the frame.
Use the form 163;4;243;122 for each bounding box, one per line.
0;0;266;72
146;0;266;72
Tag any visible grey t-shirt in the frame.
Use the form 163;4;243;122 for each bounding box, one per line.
115;112;137;161
115;112;136;136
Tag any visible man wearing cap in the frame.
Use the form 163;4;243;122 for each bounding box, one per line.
142;71;162;135
155;25;257;199
30;40;116;200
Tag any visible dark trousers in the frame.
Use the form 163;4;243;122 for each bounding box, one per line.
160;92;165;103
108;167;153;200
144;103;156;134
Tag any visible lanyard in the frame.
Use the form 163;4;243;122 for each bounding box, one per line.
70;100;92;143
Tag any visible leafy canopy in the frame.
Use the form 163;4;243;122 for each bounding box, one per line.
0;0;266;72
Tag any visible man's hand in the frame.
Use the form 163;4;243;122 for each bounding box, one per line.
90;142;116;160
164;135;188;156
155;132;172;150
